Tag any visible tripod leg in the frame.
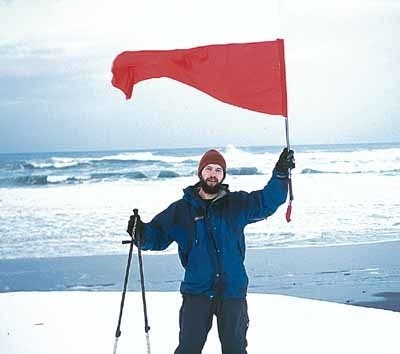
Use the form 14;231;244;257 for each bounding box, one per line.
113;210;139;353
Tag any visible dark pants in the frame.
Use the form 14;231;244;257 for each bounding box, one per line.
174;294;249;354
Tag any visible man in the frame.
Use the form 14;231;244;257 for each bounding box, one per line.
127;148;295;354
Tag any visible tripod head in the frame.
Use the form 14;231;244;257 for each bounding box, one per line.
123;208;139;244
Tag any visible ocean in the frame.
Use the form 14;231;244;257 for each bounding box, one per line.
1;142;399;260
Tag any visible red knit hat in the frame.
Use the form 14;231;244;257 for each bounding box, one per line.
198;149;226;178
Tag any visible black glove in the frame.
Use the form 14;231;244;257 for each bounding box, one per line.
127;212;145;244
275;148;295;176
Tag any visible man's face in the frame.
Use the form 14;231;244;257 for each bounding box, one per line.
200;164;224;194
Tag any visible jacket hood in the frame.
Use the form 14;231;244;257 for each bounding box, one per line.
183;182;229;208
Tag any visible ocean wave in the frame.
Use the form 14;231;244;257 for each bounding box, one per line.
2;165;397;187
15;175;49;185
381;169;400;176
20;158;173;171
2;145;399;188
158;170;180;178
227;167;259;175
0;169;189;187
22;163;35;169
301;168;400;175
20;160;90;170
90;171;148;179
301;168;330;174
0;175;90;187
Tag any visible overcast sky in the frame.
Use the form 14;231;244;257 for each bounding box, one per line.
0;0;399;153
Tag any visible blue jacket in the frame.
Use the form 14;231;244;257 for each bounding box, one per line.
141;170;288;298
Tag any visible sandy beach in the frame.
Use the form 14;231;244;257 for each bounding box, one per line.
1;241;400;311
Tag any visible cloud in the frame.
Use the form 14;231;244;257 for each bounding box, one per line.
0;0;281;77
0;0;13;5
1;0;399;152
0;40;85;77
285;0;400;14
0;41;62;57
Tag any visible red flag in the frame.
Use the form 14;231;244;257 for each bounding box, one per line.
111;39;287;117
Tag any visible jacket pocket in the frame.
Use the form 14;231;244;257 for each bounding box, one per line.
185;216;205;266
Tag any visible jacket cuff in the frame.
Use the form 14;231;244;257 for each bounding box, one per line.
273;168;289;179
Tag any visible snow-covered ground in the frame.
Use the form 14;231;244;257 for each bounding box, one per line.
1;291;399;354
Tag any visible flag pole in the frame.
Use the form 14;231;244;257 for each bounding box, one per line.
277;38;293;222
285;116;294;222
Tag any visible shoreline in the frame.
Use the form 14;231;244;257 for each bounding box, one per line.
1;241;399;311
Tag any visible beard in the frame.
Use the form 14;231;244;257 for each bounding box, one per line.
199;176;222;195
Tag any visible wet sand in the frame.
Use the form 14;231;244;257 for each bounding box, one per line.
1;241;399;311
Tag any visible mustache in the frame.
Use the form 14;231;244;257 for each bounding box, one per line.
206;177;218;182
